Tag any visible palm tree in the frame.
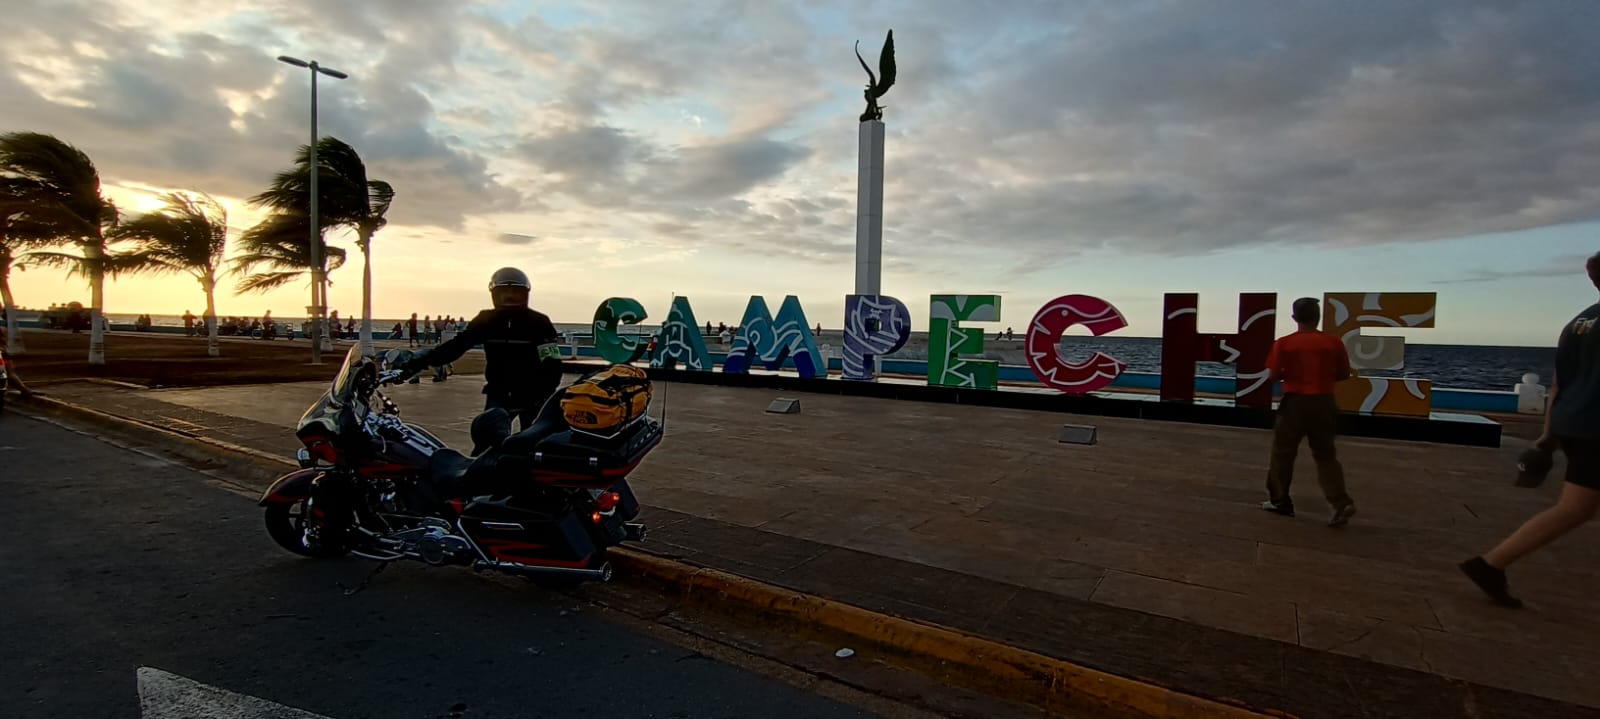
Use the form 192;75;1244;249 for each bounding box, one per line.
232;210;348;295
109;192;230;356
0;132;129;365
0;178;59;354
251;137;393;356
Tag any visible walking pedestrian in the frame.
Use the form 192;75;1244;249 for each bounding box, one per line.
1260;297;1358;527
408;313;420;348
1461;253;1600;608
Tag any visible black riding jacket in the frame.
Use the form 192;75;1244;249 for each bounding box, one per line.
410;306;564;408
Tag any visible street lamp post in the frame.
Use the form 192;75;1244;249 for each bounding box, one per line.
277;54;348;365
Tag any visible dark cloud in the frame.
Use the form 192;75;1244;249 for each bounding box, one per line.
0;0;519;231
517;124;811;208
496;232;537;246
477;0;1600;272
875;0;1600;263
1434;253;1595;284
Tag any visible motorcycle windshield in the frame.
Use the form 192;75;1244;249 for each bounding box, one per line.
297;347;370;434
329;346;366;405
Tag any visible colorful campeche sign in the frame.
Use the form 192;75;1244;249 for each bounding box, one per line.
590;291;1439;417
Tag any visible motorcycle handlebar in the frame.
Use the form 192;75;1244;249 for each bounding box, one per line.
376;369;411;386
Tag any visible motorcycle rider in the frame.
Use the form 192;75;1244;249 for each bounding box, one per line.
398;267;565;432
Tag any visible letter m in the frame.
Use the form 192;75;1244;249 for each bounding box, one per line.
723;295;827;378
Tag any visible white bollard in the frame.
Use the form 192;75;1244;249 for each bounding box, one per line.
1515;373;1547;414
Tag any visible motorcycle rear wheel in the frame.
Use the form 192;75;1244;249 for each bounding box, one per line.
264;501;349;558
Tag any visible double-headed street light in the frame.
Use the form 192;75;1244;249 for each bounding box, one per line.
277;54;348;365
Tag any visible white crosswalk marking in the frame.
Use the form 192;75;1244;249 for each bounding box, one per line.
137;667;333;719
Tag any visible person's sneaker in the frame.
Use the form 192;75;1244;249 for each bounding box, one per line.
1328;503;1357;528
1261;499;1295;517
1458;557;1523;608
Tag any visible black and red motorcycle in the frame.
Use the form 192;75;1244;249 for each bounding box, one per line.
258;347;656;583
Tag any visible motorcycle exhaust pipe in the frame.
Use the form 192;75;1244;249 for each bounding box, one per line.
475;559;614;583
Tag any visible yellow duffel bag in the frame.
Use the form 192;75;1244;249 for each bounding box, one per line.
560;364;652;433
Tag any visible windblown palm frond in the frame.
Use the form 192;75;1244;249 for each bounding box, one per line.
20;243;152;280
0;132;104;230
366;180;394;224
109;191;228;277
231;211;346;294
250;137;376;224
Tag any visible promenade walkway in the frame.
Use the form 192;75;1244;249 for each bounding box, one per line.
31;375;1599;718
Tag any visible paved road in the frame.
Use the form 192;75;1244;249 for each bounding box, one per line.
0;413;882;719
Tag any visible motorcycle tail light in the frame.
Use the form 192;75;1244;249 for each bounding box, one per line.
596;492;621;512
590;511;603;524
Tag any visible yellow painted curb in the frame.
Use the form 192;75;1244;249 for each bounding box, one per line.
612;551;1290;719
20;394;1289;718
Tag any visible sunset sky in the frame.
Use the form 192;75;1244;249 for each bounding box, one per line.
4;0;1598;346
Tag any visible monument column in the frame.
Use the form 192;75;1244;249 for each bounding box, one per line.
854;119;884;298
850;29;894;378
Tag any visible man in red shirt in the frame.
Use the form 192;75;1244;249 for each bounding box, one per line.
1261;297;1357;527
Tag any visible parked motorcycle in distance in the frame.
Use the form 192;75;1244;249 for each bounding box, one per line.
258;346;657;584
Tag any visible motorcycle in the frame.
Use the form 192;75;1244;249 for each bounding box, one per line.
258;346;657;584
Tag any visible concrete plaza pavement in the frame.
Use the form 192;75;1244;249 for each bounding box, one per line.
26;374;1600;717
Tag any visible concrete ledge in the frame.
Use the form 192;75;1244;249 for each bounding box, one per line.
559;361;1502;448
614;550;1285;719
15;394;1285;719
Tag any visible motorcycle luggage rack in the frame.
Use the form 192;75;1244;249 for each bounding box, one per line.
567;412;653;442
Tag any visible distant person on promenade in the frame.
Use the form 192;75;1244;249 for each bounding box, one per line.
408;313;420;348
182;310;196;336
1461;253;1600;608
1260;297;1358;528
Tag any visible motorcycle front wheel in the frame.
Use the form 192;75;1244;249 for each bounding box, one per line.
264;501;349;558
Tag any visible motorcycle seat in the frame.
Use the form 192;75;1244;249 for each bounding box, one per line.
426;448;474;497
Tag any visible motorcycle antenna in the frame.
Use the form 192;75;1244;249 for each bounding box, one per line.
658;291;673;435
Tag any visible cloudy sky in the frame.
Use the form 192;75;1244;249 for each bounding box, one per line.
4;0;1598;346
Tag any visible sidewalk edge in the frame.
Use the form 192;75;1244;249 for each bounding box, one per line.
13;394;1290;719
